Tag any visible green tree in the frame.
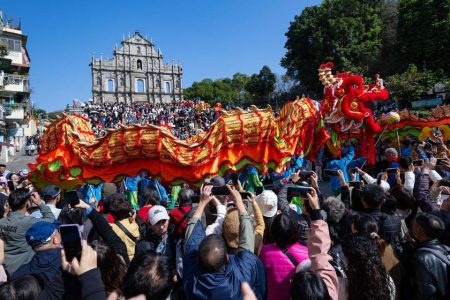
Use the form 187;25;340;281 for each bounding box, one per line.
397;0;450;74
245;66;276;107
386;64;448;105
184;77;241;107
32;107;47;119
281;0;384;96
380;0;400;74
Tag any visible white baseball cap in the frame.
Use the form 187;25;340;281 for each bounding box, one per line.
255;190;278;217
148;205;170;225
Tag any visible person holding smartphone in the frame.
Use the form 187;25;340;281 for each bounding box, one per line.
12;222;63;291
0;189;55;274
325;143;355;195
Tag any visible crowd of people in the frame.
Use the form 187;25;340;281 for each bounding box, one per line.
81;102;217;140
0;131;449;299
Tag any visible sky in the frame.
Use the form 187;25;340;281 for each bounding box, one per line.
1;0;321;111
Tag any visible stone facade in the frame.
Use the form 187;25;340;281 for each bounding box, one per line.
90;32;183;104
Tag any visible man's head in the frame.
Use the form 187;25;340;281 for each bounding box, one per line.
361;184;386;209
398;156;412;172
26;221;61;251
8;188;32;212
123;253;175;300
413;212;445;242
108;193;132;221
102;183;117;199
179;188;194;206
198;234;228;273
142;186;160;206
148;205;170;237
0;164;6;175
385;148;398;162
41;185;62;204
255;190;278;218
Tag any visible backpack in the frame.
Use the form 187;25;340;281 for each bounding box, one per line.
328;243;348;279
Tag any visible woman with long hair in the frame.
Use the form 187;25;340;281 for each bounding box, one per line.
259;213;309;300
342;232;395;300
91;240;127;297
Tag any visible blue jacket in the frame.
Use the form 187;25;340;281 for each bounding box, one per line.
387;161;399;186
124;175;140;191
326;146;355;193
271;156;304;187
183;221;266;300
13;248;61;281
79;184;103;203
139;177;169;203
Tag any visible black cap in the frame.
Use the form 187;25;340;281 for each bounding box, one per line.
41;185;62;200
205;176;225;187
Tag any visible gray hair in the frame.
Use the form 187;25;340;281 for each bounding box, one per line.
323;196;345;224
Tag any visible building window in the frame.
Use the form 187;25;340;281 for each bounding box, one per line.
156;79;160;88
137;59;142;70
136;79;145;93
137;46;141;54
1;38;21;52
107;79;115;92
120;78;125;87
164;82;171;93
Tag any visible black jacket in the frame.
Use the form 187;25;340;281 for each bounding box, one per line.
135;223;179;262
413;239;449;300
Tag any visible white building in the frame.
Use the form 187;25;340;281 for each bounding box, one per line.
90;32;183;104
0;10;32;155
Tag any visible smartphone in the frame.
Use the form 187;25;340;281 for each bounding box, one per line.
436;158;447;166
386;168;399;174
349;181;363;188
323;169;340;176
231;173;239;186
299;171;313;179
59;224;82;262
211;186;231;196
240;191;252;199
65;190;80;207
287;186;312;200
413;159;424;167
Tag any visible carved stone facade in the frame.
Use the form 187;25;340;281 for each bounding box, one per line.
90;32;183;104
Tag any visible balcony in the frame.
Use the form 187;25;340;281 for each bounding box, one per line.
4;106;25;120
2;74;29;93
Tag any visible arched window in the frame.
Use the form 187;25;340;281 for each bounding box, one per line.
107;79;114;92
136;79;145;93
137;59;142;70
165;82;171;93
120;78;125;87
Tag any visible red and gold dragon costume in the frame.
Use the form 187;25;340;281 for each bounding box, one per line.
318;62;390;164
30;98;328;189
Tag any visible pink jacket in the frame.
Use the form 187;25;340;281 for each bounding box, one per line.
309;220;339;300
259;242;308;300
